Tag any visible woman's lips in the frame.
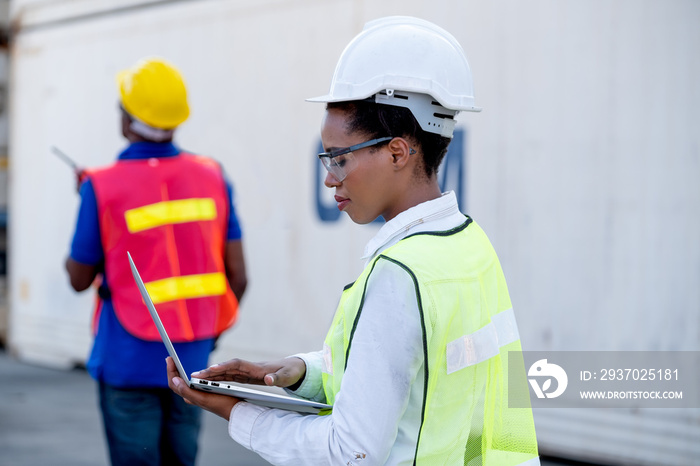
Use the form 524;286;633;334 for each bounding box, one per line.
334;195;350;210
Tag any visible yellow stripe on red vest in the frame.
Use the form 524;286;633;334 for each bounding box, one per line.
125;198;217;233
145;272;227;304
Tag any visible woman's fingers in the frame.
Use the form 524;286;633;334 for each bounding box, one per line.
167;357;239;421
191;357;306;388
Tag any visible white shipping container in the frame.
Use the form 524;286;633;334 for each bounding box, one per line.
7;0;700;464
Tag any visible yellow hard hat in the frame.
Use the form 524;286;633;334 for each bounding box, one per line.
117;57;190;129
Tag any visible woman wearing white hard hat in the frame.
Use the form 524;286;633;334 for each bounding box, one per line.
168;17;539;465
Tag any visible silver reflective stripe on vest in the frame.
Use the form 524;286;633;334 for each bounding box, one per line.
322;343;333;375
492;307;520;347
446;308;520;374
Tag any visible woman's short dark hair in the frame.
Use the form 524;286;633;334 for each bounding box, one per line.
327;100;451;179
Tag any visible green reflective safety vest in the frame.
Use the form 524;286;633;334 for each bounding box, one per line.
321;218;539;465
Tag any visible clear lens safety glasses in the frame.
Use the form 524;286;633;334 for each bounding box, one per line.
318;137;393;182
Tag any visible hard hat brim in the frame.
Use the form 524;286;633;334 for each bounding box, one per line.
306;92;482;113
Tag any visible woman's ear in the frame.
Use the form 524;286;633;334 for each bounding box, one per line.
388;137;415;171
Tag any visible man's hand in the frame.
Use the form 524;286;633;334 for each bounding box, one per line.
75;169;87;192
192;357;306;389
167;357;240;421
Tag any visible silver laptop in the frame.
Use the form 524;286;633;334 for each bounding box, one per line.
127;252;331;414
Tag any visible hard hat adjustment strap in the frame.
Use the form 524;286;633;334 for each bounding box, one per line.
129;119;175;142
374;90;458;138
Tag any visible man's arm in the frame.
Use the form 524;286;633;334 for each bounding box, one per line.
225;239;247;302
66;179;103;293
65;258;98;292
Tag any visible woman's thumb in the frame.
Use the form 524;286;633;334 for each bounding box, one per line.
264;373;277;386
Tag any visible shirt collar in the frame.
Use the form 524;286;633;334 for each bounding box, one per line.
361;191;462;261
118;141;180;160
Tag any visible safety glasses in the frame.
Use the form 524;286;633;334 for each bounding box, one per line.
317;137;393;181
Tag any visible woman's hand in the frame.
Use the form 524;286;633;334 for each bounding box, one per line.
192;357;307;389
166;357;240;420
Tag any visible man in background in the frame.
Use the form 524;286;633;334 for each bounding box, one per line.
65;57;247;466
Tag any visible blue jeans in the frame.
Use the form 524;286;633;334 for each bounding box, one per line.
98;382;201;466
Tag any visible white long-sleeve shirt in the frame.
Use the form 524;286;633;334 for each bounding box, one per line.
228;192;467;465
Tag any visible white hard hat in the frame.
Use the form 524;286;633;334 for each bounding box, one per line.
308;16;481;138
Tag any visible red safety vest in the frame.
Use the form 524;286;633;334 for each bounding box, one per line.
88;153;238;342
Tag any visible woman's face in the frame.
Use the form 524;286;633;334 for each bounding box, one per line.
320;107;400;224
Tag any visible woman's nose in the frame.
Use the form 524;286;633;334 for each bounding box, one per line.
324;170;341;188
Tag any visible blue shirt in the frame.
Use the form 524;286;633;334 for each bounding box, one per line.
70;141;243;388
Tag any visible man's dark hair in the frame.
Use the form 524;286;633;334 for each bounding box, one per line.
327;100;451;179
